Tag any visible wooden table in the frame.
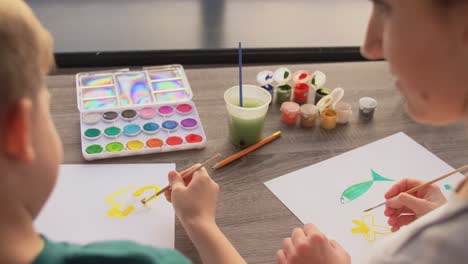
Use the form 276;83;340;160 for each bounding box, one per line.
48;62;468;264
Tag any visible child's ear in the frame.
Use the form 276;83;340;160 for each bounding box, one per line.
5;98;35;162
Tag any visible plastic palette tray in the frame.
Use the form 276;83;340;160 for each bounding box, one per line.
76;65;207;160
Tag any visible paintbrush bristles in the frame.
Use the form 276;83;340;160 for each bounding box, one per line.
363;164;468;213
140;153;222;205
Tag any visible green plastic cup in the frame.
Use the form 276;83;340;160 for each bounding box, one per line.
224;85;272;147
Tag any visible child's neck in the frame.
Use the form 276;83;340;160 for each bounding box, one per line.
0;186;44;263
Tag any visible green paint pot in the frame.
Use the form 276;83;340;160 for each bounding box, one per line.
106;142;124;152
84;128;101;140
86;144;103;154
104;126;121;138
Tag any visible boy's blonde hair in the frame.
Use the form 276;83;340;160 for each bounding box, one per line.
0;0;53;107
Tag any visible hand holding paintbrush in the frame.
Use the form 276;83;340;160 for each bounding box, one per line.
141;153;221;205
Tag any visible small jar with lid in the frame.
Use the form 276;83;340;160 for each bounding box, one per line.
280;102;301;125
299;104;319;128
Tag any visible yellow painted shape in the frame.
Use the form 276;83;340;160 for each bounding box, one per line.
106;185;161;219
351;214;391;242
106;186;137;218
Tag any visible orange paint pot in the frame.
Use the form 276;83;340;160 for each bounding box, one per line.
280;102;300;125
320;108;337;130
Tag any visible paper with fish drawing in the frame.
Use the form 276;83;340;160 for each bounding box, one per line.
264;132;464;263
35;164;175;248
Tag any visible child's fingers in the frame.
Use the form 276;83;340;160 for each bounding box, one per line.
395;214;416;227
291;228;306;246
276;250;287;264
164;190;172;202
303;223;321;236
282;237;295;259
384;178;425;199
168;171;185;190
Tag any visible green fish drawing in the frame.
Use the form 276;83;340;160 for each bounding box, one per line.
340;169;394;204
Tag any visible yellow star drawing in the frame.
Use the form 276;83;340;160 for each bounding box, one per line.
351;214;391;242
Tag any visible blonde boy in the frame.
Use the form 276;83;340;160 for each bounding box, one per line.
0;1;246;264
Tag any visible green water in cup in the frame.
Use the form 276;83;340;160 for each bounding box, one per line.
228;99;266;147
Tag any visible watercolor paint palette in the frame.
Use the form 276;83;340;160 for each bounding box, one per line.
76;65;206;160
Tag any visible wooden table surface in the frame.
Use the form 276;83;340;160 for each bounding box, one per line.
48;61;468;264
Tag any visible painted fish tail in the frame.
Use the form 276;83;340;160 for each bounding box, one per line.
371;169;395;182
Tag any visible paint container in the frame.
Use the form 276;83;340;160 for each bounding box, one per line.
76;65;207;161
273;68;292;105
142;122;160;134
158;105;175;117
320;108;337;129
359;97;378;121
280;102;301;125
162;120;179;132
310;71;327;89
121;109;138;121
257;70;275;101
176;104;193;115
102;111;118;122
335;102;352;125
276;84;292;105
104;126;122;138
139;108;157;119
315;88;330;105
82;113;101;125
292;71;311;105
300;104;319;128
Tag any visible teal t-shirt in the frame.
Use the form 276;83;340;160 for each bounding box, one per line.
33;237;191;264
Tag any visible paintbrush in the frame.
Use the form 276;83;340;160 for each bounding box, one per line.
141;153;221;205
363;164;468;213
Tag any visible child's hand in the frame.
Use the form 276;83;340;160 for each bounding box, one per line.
276;224;350;264
384;178;447;232
164;166;219;226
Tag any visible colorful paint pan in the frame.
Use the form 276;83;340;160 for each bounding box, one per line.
116;73;153;106
104;126;122;138
121;109;138;121
147;138;164;148
82;113;102;125
77;66;207;161
176;104;193;114
186;134;203;144
86;144;104;154
166;136;183;146
140;108;157;119
162;120;179;132
152;80;184;91
148;69;180;80
83;98;117;110
127;140;145;151
143;122;160;134
158;105;174;116
106;142;124;152
181;118;198;130
102;111;118;122
156;91;188;102
81;87;116;99
84;128;101;140
123;124;142;136
80;75;113;87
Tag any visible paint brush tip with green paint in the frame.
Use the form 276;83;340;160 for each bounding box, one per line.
340;169;395;204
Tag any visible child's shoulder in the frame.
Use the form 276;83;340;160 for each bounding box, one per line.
33;237;191;264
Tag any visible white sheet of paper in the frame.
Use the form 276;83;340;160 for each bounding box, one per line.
264;132;464;263
35;164;175;249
